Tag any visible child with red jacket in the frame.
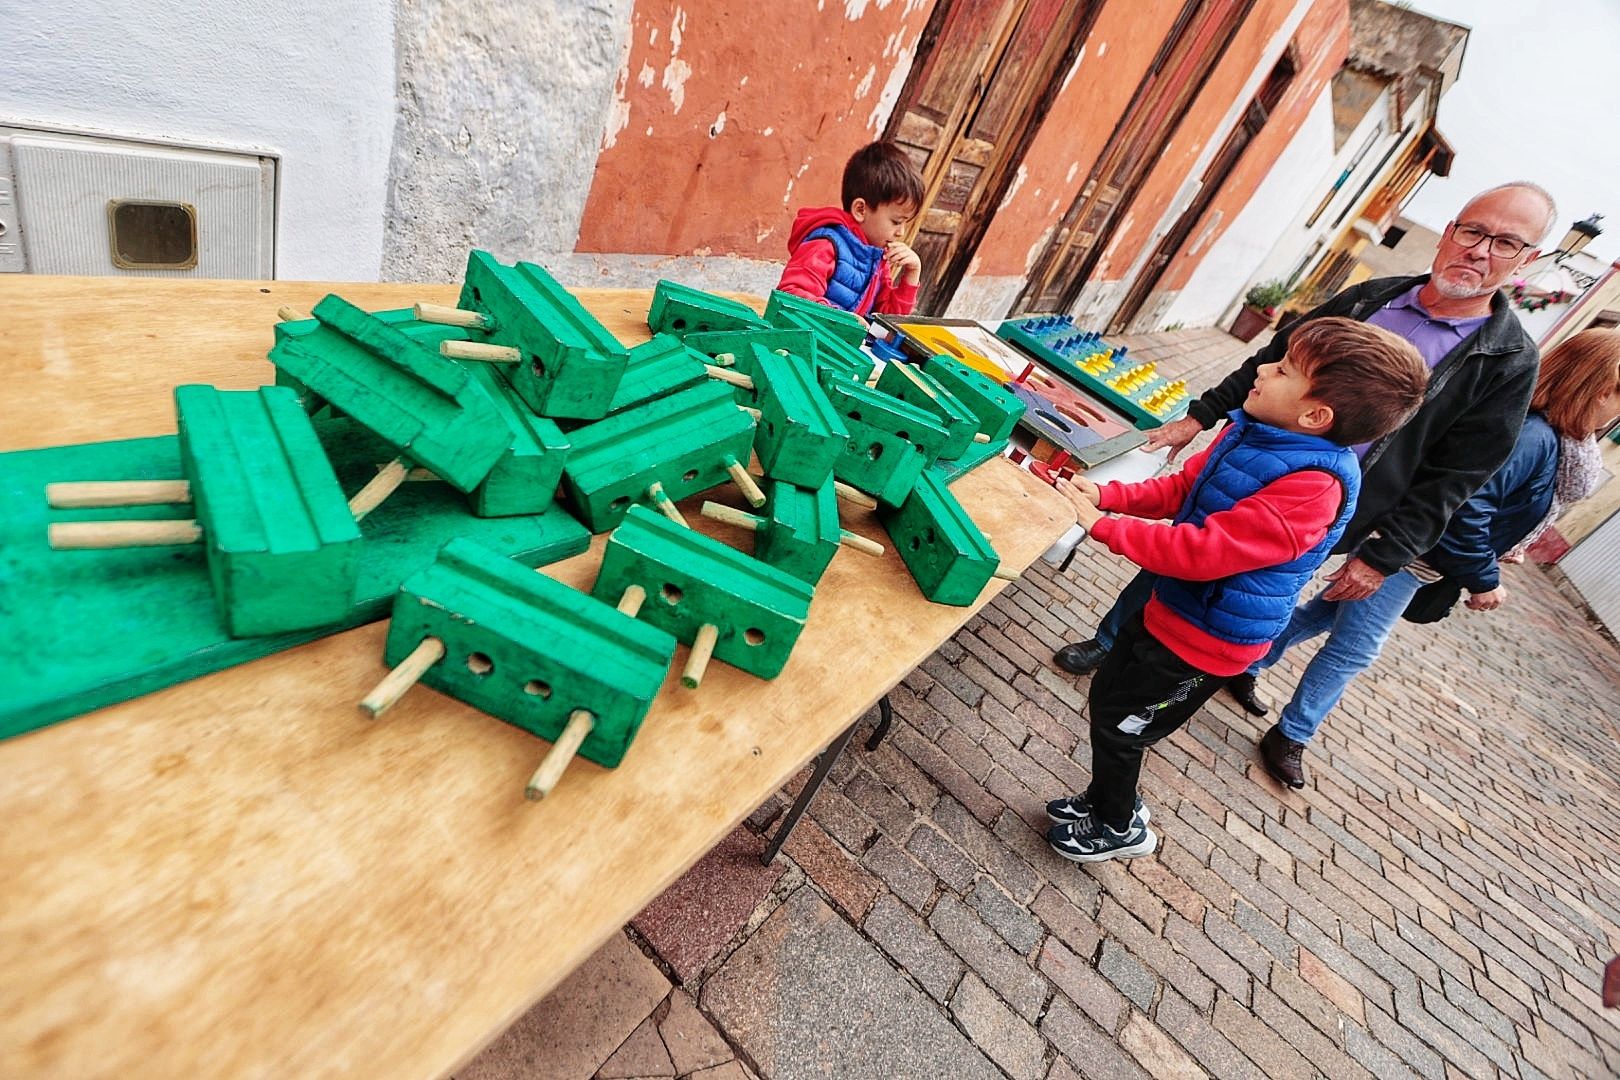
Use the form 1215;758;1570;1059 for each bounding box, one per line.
776;141;924;318
1045;318;1428;863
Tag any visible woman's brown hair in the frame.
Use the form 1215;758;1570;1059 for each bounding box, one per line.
1531;329;1620;437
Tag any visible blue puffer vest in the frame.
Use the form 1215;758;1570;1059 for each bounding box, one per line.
1154;411;1361;646
804;224;884;313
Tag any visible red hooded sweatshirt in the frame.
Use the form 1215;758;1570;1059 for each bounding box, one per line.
776;207;919;317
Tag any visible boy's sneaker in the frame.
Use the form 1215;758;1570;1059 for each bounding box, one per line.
1047;816;1158;863
1045;792;1150;828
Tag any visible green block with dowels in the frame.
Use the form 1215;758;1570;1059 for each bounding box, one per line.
463;363;571;518
383;538;676;768
683;328;817;365
750;344;849;489
458;250;630;420
930;436;1009;485
605;333;710;415
268;294;508;492
878;469;999;606
173;384;362;636
822;376;951;507
647;280;770;338
764;290;868;349
563;380;757;532
702;477;843;585
593;505;813;683
923;354;1026;444
875;361;981;459
767;308;875;386
275;306;475;416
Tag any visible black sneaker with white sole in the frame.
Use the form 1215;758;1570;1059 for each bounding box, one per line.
1047;816;1158;863
1045;792;1150;828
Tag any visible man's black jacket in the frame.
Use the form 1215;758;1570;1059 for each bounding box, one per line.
1185;274;1540;576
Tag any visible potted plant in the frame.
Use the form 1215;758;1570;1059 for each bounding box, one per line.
1231;279;1292;342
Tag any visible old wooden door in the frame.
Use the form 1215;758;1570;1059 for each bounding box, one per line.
1014;0;1257;315
883;0;1098;313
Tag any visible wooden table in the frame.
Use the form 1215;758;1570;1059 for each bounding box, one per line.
0;276;1072;1079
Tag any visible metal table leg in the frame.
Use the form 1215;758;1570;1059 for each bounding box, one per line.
760;694;893;865
865;694;893;751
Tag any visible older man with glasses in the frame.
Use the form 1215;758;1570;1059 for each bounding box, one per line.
1053;181;1553;789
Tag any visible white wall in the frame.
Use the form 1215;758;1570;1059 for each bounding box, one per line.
3;2;395;281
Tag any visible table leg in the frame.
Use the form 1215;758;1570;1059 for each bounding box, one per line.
865;694;894;751
760;694;894;865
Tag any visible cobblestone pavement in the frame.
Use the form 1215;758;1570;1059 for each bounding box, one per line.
460;328;1620;1080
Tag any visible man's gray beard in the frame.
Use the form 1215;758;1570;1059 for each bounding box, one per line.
1429;271;1494;300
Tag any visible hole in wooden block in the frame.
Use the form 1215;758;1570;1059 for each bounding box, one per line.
672;317;688;330
530;356;546;377
925;528;937;543
471;287;483;304
661;583;684;605
866;442;884;461
908;536;921;551
609;496;631;513
744;628;765;646
524;680;552;698
467;652;495;675
896;430;910;441
848;410;862;422
683;468;699;482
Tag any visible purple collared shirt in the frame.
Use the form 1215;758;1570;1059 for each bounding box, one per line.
1351;283;1489;458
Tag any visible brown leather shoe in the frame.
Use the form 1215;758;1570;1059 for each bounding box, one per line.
1259;725;1307;789
1054;639;1108;675
1225;673;1270;716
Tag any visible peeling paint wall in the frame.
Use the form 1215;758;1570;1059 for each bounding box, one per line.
381;0;636;281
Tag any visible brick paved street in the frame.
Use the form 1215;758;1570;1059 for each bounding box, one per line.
460;328;1620;1080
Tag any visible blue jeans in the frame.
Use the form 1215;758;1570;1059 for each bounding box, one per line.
1248;569;1424;745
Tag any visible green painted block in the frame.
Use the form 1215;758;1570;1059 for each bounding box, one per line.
878;470;998;606
764;290;867;348
464;364;571;518
172;385;361;637
275;309;477;419
268;294;508;492
822;376;951;507
647;280;769;338
769;308;876;385
683;327;817;365
385;539;675;768
930;437;1009;484
606;333;709;415
922;354;1026;444
459;250;630;420
751;345;849;489
4;418;592;742
875;362;980;459
593;505;813;680
564;380;757;532
756;477;842;584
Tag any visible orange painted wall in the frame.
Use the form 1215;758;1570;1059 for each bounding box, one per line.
1095;0;1347;287
968;0;1188;280
1154;0;1348;291
576;1;936;258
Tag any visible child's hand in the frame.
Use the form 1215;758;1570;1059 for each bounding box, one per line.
884;241;922;286
1054;477;1104;530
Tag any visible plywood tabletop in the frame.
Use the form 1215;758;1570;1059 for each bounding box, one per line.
0;275;1073;1079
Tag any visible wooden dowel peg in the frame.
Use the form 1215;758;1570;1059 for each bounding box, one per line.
48;519;203;549
525;710;595;800
413;302;493;330
704;364;754;390
681;624;720;689
973;432;992;444
441;340;521;363
839;530;885;557
403;467;440;482
864;372;882;388
892;362;939;400
712;352;737;367
359;637;447;718
277;305;310;322
833;481;878;510
992;566;1020;581
349;459;409;522
617;584;647;618
725;457;767;508
739;405;763;421
700;501;765;532
46;479;192;509
646;482;688;527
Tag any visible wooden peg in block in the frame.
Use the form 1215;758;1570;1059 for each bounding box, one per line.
349;459;410;522
359;637;448;719
699;501;763;533
739;405;763;421
646;481;688;526
705;364;755;391
46;479;192;508
277;305;311;323
413;301;494;331
441;339;522;363
833;481;878;509
49;519;204;549
724;456;767;508
839;531;885;557
682;624;720;689
992;567;1020;581
525;709;595;800
973;432;992;444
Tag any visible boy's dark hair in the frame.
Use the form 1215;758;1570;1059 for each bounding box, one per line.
842;141;924;213
1287;316;1429;445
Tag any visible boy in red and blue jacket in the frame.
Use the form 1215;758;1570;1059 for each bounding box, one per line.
776;141;924;318
1045;317;1429;863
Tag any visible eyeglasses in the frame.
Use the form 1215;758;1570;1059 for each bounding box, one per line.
1448;222;1533;259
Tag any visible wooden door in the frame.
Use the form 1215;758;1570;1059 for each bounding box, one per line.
1015;0;1257;314
884;0;1098;313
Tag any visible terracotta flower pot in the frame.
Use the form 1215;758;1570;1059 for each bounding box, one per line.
1230;304;1273;342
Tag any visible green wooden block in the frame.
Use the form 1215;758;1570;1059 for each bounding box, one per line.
922;354;1026;444
170;385;361;637
757;477;842;584
5;417;592;742
683;327;817;365
764;290;868;348
593;505;813;680
875;362;981;459
930;437;1009;484
564;380;757;532
822;376;951;507
463;364;571;518
878;470;998;606
385;538;675;768
605;333;710;415
269;294;508;492
459;250;630;420
751;345;848;489
769;308;876;385
275;310;477;418
647;280;770;338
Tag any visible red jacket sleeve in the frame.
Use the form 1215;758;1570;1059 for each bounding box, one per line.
1094;435;1224;520
1090;469;1346;582
776;239;840;306
871;274;918;317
